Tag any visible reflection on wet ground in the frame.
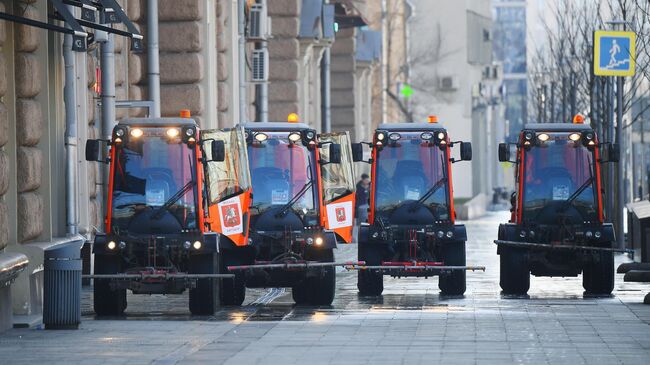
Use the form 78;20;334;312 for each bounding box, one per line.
5;211;638;364
81;211;650;325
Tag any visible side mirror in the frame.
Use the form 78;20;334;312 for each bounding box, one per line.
460;142;472;161
351;143;364;162
328;143;342;164
210;140;226;162
85;139;101;162
498;143;510;162
608;143;620;163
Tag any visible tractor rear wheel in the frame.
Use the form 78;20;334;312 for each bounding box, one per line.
189;253;219;315
583;250;614;295
357;243;384;296
439;242;466;295
220;252;246;306
93;255;127;316
499;246;530;295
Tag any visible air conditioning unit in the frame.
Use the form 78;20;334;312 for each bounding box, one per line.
251;49;269;82
438;76;459;91
248;4;269;40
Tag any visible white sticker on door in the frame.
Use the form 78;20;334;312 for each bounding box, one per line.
218;196;243;235
326;201;353;229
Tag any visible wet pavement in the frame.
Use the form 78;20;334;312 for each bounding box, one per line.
2;212;650;364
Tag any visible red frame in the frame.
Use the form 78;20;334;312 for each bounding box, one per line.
512;130;605;225
104;128;208;234
368;132;456;225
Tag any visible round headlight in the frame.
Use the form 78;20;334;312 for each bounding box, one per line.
446;231;454;238
519;230;527;238
192;241;202;250
437;132;446;140
118;241;126;250
107;241;117;250
421;132;433;140
166;128;180;138
288;132;302;142
306;131;315;140
185;128;195;136
306;237;314;245
569;133;581;142
255;133;268;142
585;132;594;140
524;132;534;141
130;128;143;138
183;241;191;250
585;231;593;239
115;128;125;137
377;133;386;141
529;231;535;238
437;231;445;238
594;231;602;239
389;133;401;141
537;133;550;142
315;237;323;246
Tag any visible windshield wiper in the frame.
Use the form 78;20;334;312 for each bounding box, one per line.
559;176;594;212
275;181;313;218
409;177;447;212
152;180;196;220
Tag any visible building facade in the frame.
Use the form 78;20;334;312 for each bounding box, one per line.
408;0;498;201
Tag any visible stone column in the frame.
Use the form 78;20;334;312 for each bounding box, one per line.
268;0;301;122
330;28;357;138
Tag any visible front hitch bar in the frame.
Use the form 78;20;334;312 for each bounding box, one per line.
495;240;634;253
227;261;366;271
347;264;485;272
83;273;234;280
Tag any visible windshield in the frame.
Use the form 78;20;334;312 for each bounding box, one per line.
111;128;198;232
374;132;450;220
522;133;597;222
247;132;317;215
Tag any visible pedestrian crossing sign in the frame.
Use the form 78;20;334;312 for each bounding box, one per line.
594;30;636;76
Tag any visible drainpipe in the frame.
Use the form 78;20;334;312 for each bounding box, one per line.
100;34;116;203
238;0;248;122
63;13;78;236
147;0;161;117
321;47;331;132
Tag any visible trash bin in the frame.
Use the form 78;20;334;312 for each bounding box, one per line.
43;237;84;330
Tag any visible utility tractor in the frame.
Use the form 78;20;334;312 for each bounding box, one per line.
496;118;626;295
85;115;236;315
352;118;483;296
221;116;359;306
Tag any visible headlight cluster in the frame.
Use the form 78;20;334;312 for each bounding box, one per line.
436;230;454;239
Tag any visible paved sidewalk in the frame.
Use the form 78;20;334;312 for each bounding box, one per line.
1;212;649;364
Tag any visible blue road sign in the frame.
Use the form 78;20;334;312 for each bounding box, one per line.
594;31;636;76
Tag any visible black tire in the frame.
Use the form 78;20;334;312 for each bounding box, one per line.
583;250;614;295
357;243;384;296
294;249;336;306
499;246;530;295
93;254;126;316
220;252;246;306
292;281;310;305
189;253;219;315
439;242;466;295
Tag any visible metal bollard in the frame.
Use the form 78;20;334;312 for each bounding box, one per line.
43;238;84;330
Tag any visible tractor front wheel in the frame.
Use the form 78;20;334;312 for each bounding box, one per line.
357;243;384;296
499;246;530;295
220;252;246;306
439;242;466;295
189;253;219;315
293;249;336;306
93;255;127;316
583;250;614;295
